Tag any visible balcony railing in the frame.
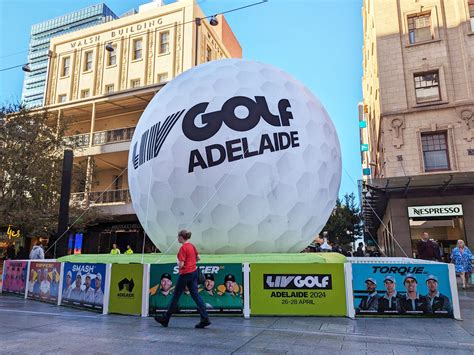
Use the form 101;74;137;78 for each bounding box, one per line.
71;189;131;205
67;127;135;148
93;127;135;145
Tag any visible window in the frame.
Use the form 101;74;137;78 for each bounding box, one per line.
108;45;117;66
159;31;169;54
84;51;93;71
408;13;432;44
105;84;114;94
206;45;212;62
421;132;450;171
414;71;440;103
470;4;474;31
61;57;70;76
80;89;90;98
58;94;67;103
157;73;168;83
131;79;140;88
133;38;142;60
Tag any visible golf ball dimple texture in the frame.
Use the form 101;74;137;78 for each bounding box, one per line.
128;59;341;254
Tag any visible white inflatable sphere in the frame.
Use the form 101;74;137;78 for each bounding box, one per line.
128;59;341;254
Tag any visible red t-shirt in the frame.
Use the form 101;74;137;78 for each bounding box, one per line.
177;243;198;275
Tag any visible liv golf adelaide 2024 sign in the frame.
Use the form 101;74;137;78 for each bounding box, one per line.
128;59;342;254
250;263;346;316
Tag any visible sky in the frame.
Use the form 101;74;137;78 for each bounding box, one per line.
0;0;364;199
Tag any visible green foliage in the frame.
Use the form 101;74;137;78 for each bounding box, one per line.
0;104;98;239
321;192;363;246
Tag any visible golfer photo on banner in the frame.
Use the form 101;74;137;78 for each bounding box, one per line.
149;263;243;315
27;261;61;303
61;262;107;311
353;263;454;317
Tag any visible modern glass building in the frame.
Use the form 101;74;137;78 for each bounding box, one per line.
22;3;118;108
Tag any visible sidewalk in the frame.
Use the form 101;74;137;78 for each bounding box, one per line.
0;289;473;354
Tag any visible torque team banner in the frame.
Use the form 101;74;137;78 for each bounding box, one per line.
1;260;27;295
352;263;453;317
149;263;243;315
27;261;61;303
61;262;106;312
250;263;346;315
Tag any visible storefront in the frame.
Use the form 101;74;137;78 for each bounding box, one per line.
408;204;466;262
362;172;474;258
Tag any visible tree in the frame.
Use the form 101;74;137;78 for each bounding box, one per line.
321;192;363;246
0;104;99;247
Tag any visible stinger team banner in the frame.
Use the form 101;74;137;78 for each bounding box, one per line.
27;261;61;303
1;260;27;296
149;263;243;315
352;263;453;317
61;262;106;312
250;263;346;316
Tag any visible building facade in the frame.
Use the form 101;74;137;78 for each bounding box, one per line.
22;4;118;108
360;0;474;258
43;0;241;254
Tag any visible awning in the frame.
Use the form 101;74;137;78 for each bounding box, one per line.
360;171;474;242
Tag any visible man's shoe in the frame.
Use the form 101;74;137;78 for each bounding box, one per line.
195;319;211;328
154;315;169;327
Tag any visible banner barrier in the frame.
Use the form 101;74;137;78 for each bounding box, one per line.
148;263;244;315
108;264;144;315
1;260;28;296
27;261;61;304
249;263;347;316
1;258;462;320
352;262;454;318
61;262;107;312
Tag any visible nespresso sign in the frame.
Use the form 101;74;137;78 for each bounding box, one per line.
408;204;463;218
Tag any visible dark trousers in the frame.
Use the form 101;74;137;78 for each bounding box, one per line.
165;270;209;320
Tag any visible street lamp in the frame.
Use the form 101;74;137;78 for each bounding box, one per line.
105;43;115;52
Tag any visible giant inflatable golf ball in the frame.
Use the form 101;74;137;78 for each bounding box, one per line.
128;59;341;254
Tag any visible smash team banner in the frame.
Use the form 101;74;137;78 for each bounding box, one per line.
61;262;106;311
2;260;27;295
108;263;143;315
27;261;61;303
149;263;243;315
352;263;453;317
250;263;346;316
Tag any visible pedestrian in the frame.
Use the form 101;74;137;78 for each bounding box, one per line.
17;246;29;260
29;241;45;260
110;243;121;255
355;242;365;257
155;229;211;328
124;245;134;255
450;240;472;289
6;243;16;260
416;231;439;261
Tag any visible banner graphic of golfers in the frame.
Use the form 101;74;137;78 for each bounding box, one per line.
149;264;243;315
353;263;453;317
1;260;27;295
61;262;106;311
27;261;61;303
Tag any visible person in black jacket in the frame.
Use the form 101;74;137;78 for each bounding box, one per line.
400;274;431;314
357;278;379;313
425;275;452;317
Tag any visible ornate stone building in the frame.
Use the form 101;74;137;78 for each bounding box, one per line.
42;0;241;254
360;0;474;257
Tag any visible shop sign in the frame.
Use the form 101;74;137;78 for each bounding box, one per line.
3;225;21;240
408;204;463;218
249;263;346;316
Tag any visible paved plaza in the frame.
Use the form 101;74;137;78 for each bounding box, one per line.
0;289;472;354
